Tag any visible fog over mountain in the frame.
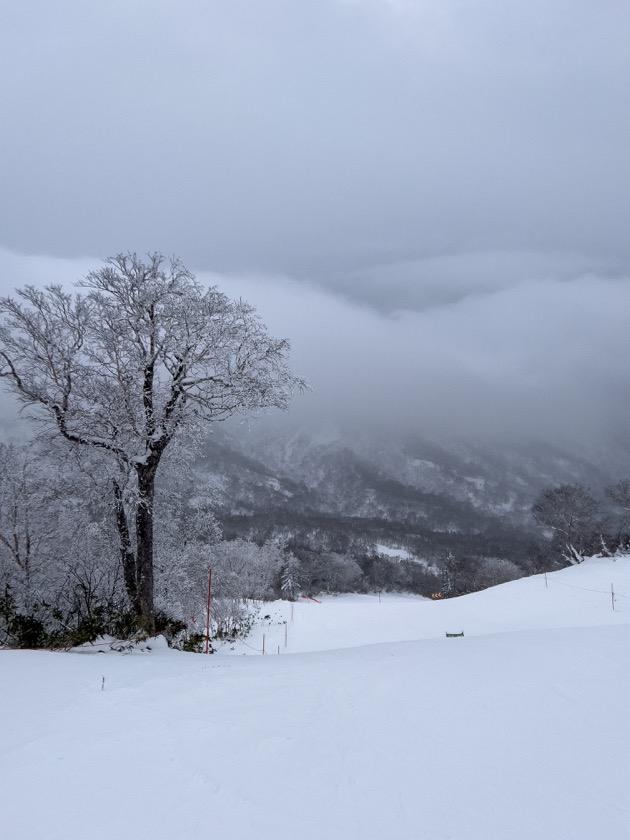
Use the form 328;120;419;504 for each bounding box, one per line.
1;1;629;452
1;248;628;453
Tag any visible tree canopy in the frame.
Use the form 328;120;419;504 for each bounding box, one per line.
0;253;306;630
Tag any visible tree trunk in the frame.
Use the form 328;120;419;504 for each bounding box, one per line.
135;465;156;633
112;480;139;615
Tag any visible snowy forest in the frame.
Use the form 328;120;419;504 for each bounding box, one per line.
0;253;307;648
1;254;629;650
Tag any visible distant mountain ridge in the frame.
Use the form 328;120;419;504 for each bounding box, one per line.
199;425;630;569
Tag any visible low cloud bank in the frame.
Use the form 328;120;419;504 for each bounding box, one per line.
1;248;627;451
214;267;630;450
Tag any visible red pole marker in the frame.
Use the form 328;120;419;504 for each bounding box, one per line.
205;568;212;654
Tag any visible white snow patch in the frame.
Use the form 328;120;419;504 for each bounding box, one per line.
411;458;439;469
375;543;412;560
3;557;630;840
373;543;437;572
265;476;293;497
464;475;486;490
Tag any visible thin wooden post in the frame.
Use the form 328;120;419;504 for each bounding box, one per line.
612;583;615;612
204;568;212;654
262;633;265;655
544;573;548;589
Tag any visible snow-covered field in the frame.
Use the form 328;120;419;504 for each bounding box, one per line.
2;557;630;839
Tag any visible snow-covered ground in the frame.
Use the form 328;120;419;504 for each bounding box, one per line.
375;543;413;560
372;542;435;570
2;557;630;839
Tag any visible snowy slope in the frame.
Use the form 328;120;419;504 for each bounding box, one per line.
2;557;630;840
220;555;630;654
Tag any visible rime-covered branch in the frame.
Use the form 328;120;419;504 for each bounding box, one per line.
0;252;306;630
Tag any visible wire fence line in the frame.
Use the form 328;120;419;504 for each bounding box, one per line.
545;576;630;599
240;639;265;653
542;572;630;614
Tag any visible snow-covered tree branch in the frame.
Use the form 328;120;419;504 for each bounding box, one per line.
0;252;306;631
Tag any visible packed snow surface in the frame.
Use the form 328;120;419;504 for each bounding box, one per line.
2;557;630;840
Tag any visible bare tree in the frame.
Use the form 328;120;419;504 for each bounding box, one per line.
0;440;126;646
605;478;630;547
211;538;284;602
606;479;630;511
531;483;598;564
0;253;305;631
0;442;56;610
472;557;521;590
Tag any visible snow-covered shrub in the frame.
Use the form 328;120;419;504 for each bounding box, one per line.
0;442;129;647
298;551;362;595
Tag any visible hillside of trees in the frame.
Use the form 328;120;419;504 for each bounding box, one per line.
1;254;628;650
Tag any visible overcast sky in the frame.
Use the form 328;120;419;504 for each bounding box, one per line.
1;1;629;450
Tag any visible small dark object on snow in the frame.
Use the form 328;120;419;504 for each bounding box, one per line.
445;631;464;638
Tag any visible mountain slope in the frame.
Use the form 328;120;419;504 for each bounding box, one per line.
197;426;627;568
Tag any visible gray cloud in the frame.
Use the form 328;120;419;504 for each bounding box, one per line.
1;1;629;285
326;250;612;312
211;268;630;449
3;248;626;451
1;2;629;450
